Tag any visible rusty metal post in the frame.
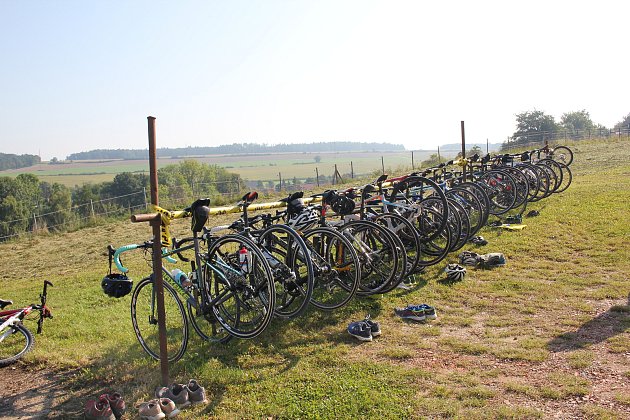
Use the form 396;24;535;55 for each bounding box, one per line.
146;116;169;386
461;121;466;181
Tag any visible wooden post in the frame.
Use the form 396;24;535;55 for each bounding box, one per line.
278;172;282;191
90;199;95;219
486;138;489;154
381;156;385;174
315;168;320;187
133;116;170;386
350;161;354;179
437;146;441;163
411;151;414;170
33;214;38;231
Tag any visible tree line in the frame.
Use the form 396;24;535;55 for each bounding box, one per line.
507;110;630;148
0;160;244;239
0;153;40;171
66;141;405;161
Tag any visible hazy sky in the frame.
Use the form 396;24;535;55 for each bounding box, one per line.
0;1;627;160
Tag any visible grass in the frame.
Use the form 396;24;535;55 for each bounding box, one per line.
1;138;629;418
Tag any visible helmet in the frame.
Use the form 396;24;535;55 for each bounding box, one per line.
286;207;319;231
101;273;133;298
444;264;466;282
477;253;506;269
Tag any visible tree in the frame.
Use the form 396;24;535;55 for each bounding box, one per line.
510;110;560;147
613;112;630;130
561;110;595;132
314;155;322;163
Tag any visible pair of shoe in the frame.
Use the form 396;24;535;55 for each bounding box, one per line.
136;398;179;420
394;304;437;322
85;392;125;420
347;314;381;342
155;380;208;408
469;235;488;246
458;251;507;269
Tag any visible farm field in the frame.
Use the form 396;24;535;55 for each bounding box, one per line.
0;139;629;418
0;150;441;187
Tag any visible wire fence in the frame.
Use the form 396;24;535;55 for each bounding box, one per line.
504;126;630;151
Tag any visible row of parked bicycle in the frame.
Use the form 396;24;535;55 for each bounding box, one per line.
103;144;574;362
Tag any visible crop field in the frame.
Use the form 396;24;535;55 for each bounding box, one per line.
0;139;628;418
0;150;439;187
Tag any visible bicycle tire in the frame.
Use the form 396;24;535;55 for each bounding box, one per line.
552;145;573;166
374;213;421;277
204;234;275;339
130;276;189;363
338;220;399;296
445;187;484;237
186;299;232;344
0;322;34;367
301;226;360;310
257;224;314;320
478;169;517;215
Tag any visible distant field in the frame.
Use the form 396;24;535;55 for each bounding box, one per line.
0;150;445;186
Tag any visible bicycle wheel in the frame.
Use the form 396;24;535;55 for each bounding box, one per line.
445;187;484;237
302;226;360;310
0;323;34;367
204;234;275;339
374;213;421;277
338;220;399;296
552;145;573;166
131;277;188;363
186;299;232;344
478;169;517;215
257;224;314;319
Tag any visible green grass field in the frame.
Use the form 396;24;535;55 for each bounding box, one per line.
0;139;628;418
0;151;440;186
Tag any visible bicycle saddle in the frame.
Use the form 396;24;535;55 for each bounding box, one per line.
375;174;388;184
241;191;258;204
0;299;13;309
190;201;211;233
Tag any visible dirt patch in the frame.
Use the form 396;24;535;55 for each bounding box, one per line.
0;364;83;419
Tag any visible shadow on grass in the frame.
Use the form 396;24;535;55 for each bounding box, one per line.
48;297;384;417
547;294;630;352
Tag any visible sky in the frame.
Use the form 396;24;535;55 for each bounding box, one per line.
0;0;628;160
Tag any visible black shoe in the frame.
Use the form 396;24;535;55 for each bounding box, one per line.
363;314;381;337
347;321;372;341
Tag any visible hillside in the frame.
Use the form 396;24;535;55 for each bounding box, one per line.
0;138;628;418
66;142;406;160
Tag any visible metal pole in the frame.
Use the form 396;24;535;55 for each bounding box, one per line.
461;121;466;181
147;116;169;386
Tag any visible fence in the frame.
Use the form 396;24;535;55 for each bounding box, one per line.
504;126;630;151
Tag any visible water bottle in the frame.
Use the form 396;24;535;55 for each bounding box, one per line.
171;268;192;288
239;247;249;274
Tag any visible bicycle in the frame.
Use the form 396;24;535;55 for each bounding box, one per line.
0;280;53;367
109;198;276;362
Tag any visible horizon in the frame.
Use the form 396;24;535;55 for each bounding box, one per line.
0;1;627;160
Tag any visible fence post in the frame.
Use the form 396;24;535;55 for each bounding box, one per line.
90;199;95;219
381;156;385;174
350;161;354;178
411;151;414;170
143;187;148;210
278;172;282;191
619;127;621;140
437;146;441;163
315;168;320;187
33;214;38;232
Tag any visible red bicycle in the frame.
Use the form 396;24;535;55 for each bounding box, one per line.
0;280;53;367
